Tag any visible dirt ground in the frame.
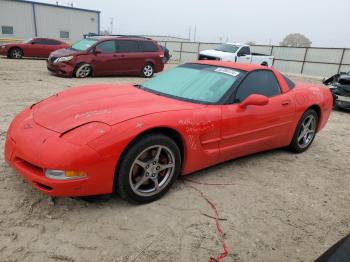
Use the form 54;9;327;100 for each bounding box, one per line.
0;58;349;262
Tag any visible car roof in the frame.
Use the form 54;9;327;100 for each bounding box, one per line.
87;36;154;42
193;60;269;72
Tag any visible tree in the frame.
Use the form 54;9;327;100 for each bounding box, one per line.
280;33;312;47
246;41;256;45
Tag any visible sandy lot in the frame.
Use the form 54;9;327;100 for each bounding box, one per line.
0;58;349;262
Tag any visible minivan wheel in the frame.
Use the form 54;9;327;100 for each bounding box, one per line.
75;64;92;78
142;63;154;78
9;48;23;59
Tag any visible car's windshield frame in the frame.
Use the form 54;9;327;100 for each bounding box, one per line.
139;63;246;105
214;44;240;53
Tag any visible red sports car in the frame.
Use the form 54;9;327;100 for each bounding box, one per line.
4;61;333;203
0;38;69;59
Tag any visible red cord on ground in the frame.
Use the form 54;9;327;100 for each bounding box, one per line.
183;178;230;262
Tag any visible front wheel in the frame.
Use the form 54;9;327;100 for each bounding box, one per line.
141;63;154;78
289;109;318;153
9;48;23;59
115;133;181;203
75;64;92;78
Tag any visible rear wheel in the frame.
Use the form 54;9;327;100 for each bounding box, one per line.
116;133;181;203
75;64;92;78
9;48;23;59
142;63;154;78
289;109;318;153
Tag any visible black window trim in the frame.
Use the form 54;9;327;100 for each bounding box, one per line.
227;69;283;104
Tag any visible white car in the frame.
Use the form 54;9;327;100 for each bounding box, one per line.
199;43;274;67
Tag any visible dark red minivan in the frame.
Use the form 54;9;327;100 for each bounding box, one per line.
47;36;165;78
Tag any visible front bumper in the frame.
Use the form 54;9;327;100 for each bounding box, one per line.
4;109;116;197
330;89;350;110
0;47;8;56
47;61;74;77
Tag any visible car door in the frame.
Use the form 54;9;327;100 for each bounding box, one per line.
90;40;118;76
24;38;46;57
115;40;143;73
236;46;252;64
219;69;295;162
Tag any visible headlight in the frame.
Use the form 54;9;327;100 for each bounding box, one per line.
54;56;73;63
45;169;87;180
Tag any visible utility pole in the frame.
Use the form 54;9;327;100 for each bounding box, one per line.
194;26;197;42
110;17;114;35
188;26;191;41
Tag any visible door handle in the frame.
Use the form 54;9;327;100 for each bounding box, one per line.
281;100;291;106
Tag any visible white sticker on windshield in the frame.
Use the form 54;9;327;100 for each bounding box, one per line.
214;68;240;77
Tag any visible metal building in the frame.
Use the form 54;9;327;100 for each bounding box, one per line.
0;0;100;43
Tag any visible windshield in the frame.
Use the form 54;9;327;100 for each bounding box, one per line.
71;39;98;51
24;38;34;43
141;64;244;104
215;44;240;53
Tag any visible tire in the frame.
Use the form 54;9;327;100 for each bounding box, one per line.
9;48;23;59
115;133;181;204
289;109;318;153
141;63;154;78
75;63;92;78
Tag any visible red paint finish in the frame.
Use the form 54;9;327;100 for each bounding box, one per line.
4;62;333;197
46;37;164;77
0;38;69;58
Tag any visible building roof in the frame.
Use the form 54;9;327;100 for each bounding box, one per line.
11;0;100;13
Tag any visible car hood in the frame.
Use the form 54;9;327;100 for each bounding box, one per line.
200;49;233;59
32;84;202;133
49;48;82;57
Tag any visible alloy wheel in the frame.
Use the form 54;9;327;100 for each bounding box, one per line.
129;145;175;197
297;114;316;148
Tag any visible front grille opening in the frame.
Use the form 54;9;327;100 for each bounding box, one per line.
34;182;53;191
14;157;43;175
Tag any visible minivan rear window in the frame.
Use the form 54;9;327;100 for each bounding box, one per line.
141;41;158;52
71;39;98;51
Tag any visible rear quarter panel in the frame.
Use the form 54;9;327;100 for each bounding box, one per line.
293;83;333;132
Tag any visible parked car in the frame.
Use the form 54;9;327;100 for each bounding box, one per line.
160;45;171;63
5;61;332;203
199;43;274;66
323;71;350;110
0;38;69;59
47;36;165;78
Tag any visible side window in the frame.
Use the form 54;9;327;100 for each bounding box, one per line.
238;46;250;56
37;39;60;45
32;39;47;45
96;40;116;53
116;40;140;53
2;26;13;35
140;41;158;52
235;70;281;102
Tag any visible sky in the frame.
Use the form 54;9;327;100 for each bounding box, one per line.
31;0;350;47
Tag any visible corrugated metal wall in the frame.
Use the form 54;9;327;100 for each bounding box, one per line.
35;5;98;43
159;41;350;78
0;0;35;39
0;0;98;43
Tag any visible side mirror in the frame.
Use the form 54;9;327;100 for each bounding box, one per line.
31;42;36;45
239;94;269;109
94;49;102;55
237;53;245;57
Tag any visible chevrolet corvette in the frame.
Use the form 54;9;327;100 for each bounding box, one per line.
4;61;333;203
